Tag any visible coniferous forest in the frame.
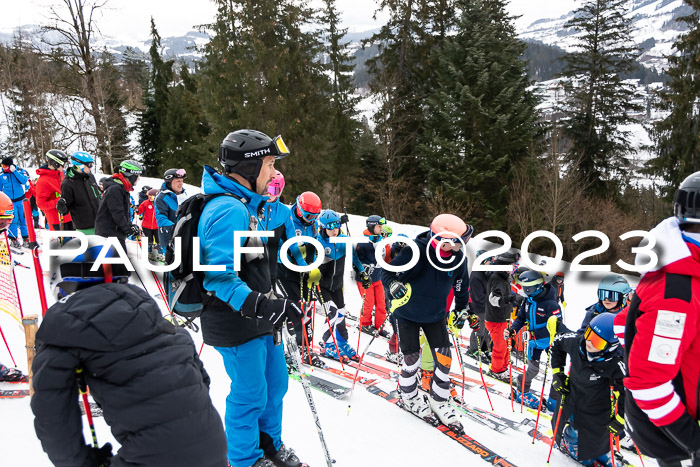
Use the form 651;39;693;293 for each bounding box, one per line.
1;0;700;264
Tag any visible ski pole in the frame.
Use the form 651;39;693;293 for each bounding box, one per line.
355;287;368;352
532;346;552;444
521;330;529;413
313;285;345;371
283;327;335;467
299;277;311;365
76;368;98;446
475;332;494;411
22;199;48;314
610;433;616;467
547;390;566;463
633;439;645;467
450;331;466;411
0;323;16;366
508;335;514;412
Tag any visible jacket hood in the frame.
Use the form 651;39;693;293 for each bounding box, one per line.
36;283;175;352
35;168;62;178
101;177;123;191
201;165;268;213
635;216;700;278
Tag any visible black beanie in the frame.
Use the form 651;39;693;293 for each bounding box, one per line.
1;157;13;166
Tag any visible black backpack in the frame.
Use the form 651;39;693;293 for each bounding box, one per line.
164;192;243;323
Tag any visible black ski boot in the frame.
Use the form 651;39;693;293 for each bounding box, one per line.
261;432;309;467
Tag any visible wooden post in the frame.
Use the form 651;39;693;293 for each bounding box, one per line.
22;314;38;397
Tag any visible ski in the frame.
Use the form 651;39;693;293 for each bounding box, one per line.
366;384;518;467
79;401;104;418
9;246;25;256
0;389;29;398
289;373;351;400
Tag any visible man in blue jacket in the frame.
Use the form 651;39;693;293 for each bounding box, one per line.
0;157;29;247
155;168;187;259
382;213;472;432
198;130;305;467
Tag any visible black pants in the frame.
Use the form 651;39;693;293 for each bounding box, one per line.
396;317;452;402
142;227;158;249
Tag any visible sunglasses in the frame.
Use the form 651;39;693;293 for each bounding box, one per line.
324;221;340;230
598;290;621;302
584;326;610;351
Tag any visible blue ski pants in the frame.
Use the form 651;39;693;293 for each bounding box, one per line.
216;334;288;467
8;200;27;239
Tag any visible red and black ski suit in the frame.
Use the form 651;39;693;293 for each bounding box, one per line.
625;217;700;465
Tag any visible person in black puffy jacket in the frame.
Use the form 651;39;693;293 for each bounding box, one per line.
31;236;228;467
57;154;102;234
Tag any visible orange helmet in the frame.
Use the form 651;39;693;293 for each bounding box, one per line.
0;192;14;233
430;213;474;244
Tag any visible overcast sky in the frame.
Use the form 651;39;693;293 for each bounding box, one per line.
2;0;579;43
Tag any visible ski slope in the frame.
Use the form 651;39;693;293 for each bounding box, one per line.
0;180;657;467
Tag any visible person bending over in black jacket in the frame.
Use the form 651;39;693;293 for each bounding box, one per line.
31;236;228;467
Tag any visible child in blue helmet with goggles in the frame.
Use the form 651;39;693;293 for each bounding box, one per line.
577;273;631;333
506;269;563;409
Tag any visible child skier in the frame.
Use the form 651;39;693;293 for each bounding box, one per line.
31;236;228;466
382;213;473;430
550;313;626;467
507;269;562;409
316;209;366;361
138;188;160;261
577;274;631;332
356;215;390;337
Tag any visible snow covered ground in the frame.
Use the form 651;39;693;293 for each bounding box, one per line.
0;177;658;466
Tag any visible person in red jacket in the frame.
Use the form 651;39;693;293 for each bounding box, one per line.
138;188;160;261
35;150;73;231
625;171;700;467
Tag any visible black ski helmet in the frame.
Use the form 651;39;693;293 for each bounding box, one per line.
674;171;700;225
218;129;289;192
163;168;187;182
46;149;69;168
493;251;518;265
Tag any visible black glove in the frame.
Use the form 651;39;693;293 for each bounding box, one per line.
84;443;112;467
389;281;408;300
359;271;371;289
128;224;141;237
451;309;468;329
340;214;349;224
552;371;570;394
56;197;68;215
240;292;303;327
512;294;524;306
606;414;625;437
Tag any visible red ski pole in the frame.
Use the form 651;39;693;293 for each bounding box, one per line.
521;330;529;413
0;323;16;366
532;347;552;443
610;434;616;467
508;335;514;412
475;332;494;411
23;200;48;314
548;390;566;463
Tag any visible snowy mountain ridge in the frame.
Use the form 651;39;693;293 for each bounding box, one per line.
519;0;692;71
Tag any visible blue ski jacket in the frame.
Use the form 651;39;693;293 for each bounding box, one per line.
0;168;28;202
154;183;184;228
277;203;316;267
511;283;562;355
316;232;364;292
381;230;469;324
577;301;626;333
261;201;306;267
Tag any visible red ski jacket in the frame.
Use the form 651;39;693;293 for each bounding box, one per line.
138;199;158;230
35;168;72;227
625;217;700;428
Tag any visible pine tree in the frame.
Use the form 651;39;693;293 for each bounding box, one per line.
365;0;456;223
160;63;213;181
421;0;540;229
647;1;700;200
560;0;642;197
199;0;335;194
318;0;363;209
138;18;173;177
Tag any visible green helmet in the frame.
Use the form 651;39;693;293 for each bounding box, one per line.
119;160;144;185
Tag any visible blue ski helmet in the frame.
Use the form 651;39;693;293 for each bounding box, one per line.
319;210;341;230
519;270;545;297
71;151;94;173
597;273;631;303
585;312;619;353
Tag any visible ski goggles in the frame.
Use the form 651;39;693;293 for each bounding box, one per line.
271;135;290;157
0;217;12;232
298;205;320;222
598;289;621;302
584;326;610;351
323;221;340;230
268;184;283;196
77;162;94;168
433;224;474;246
522;283;543;297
